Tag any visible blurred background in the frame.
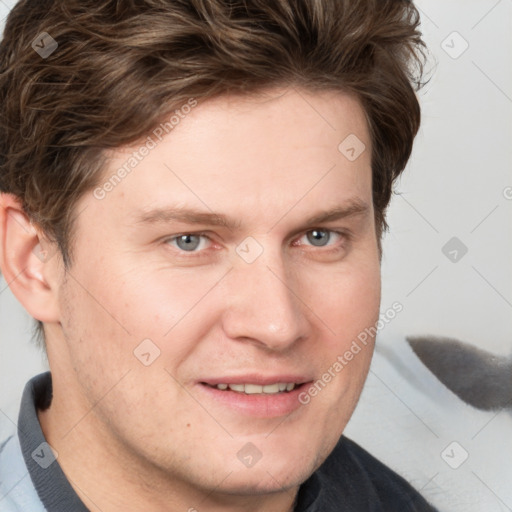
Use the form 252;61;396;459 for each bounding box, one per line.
1;1;511;511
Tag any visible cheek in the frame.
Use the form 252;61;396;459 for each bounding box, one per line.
59;277;128;375
304;260;381;340
111;263;225;323
345;266;381;337
298;258;381;400
60;260;227;372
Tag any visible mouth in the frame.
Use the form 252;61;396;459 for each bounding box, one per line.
201;382;302;394
196;379;312;417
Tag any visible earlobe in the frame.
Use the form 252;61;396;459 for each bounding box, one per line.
0;193;61;323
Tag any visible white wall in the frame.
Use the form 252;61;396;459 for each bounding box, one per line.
379;0;512;353
344;2;512;511
1;1;511;511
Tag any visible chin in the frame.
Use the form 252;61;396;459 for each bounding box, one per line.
213;452;319;496
215;469;308;497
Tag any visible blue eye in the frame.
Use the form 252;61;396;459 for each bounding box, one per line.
170;234;209;252
164;228;346;257
302;229;342;248
305;229;331;247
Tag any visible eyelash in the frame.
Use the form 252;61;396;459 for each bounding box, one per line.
163;228;350;258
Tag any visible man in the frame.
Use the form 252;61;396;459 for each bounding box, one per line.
0;0;438;510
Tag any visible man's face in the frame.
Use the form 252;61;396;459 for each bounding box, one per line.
47;88;380;498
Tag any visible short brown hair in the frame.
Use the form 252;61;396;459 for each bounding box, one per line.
0;0;426;348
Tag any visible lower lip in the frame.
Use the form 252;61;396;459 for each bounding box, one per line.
196;383;310;418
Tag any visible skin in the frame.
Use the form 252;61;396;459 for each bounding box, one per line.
0;87;381;512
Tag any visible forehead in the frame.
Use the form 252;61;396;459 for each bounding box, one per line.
87;88;372;232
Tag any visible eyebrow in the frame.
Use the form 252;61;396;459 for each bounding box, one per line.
133;198;370;232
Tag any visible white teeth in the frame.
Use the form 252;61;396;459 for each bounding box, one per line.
214;382;298;394
244;384;263;394
262;383;280;394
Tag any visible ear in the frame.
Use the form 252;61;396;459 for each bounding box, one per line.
0;193;61;323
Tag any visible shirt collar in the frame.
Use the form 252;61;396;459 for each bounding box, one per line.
18;371;89;511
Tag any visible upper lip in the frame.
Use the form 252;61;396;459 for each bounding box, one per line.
199;374;314;386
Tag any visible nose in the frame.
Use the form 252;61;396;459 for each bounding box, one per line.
220;249;312;351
